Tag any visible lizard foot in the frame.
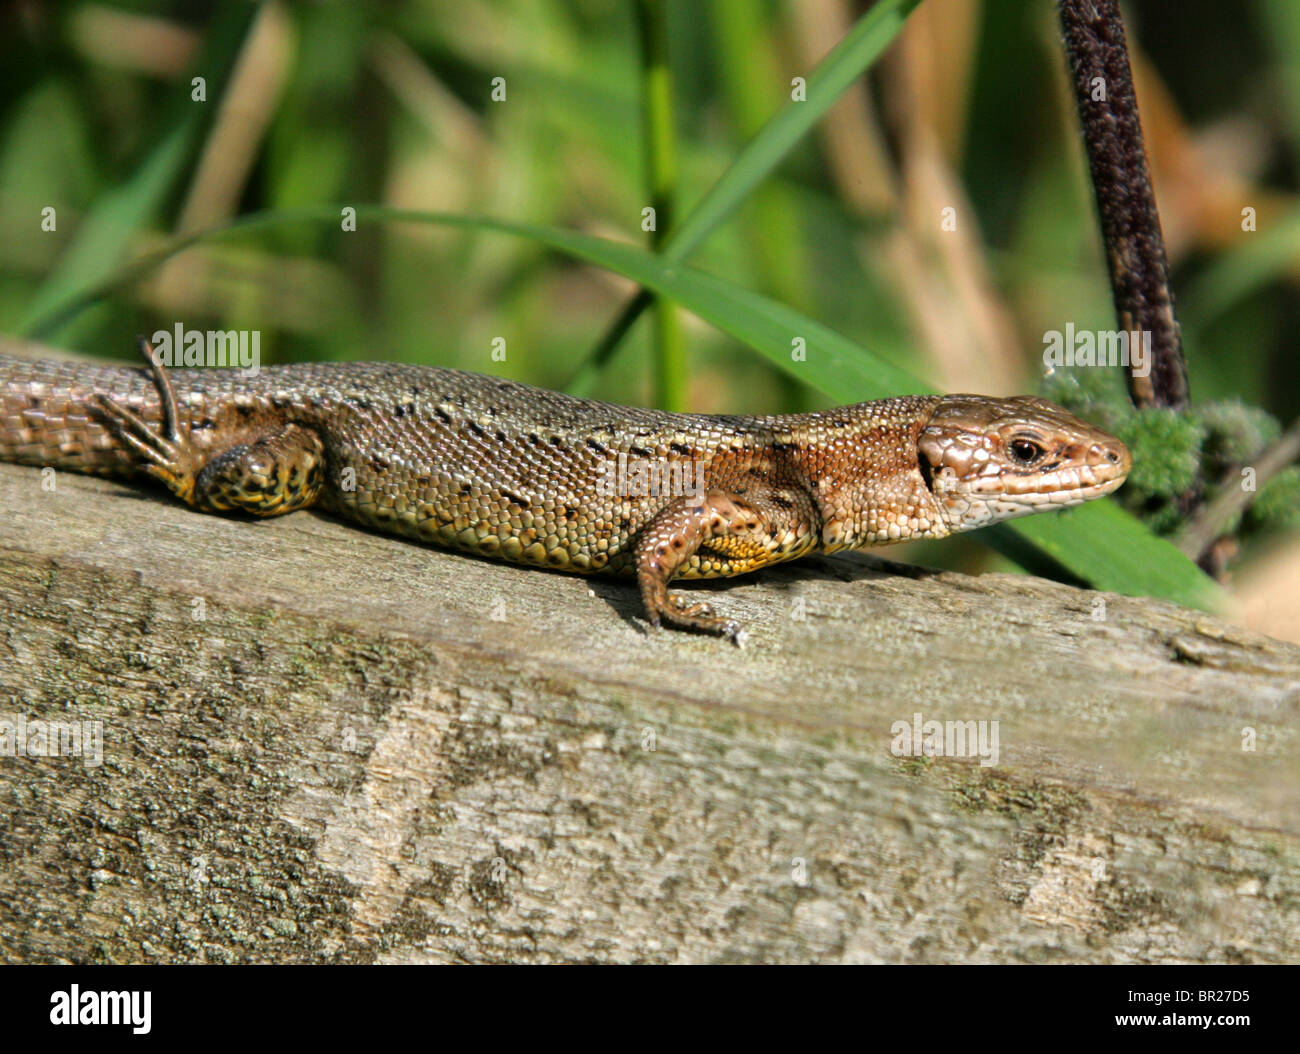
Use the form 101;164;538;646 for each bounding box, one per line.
98;338;325;516
648;593;747;646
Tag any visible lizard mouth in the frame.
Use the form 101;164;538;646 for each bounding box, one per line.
929;459;1129;529
960;446;1131;504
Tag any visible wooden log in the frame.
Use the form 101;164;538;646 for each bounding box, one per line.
0;367;1296;962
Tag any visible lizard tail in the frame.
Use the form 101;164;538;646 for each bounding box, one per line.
0;350;154;476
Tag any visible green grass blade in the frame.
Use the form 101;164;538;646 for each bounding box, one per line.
662;0;920;263
570;0;923;383
18;4;258;342
18;121;196;338
634;0;686;410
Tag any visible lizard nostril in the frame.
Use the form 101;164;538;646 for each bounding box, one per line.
1091;442;1123;466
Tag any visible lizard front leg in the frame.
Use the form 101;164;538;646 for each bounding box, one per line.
96;340;326;517
633;486;819;645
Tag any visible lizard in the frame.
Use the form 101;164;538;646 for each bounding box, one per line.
0;343;1131;644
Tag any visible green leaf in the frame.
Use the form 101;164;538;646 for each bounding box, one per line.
538;224;925;398
986;502;1224;611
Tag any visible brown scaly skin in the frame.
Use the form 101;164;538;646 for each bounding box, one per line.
0;345;1131;644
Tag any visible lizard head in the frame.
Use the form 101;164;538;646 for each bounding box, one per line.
917;395;1132;532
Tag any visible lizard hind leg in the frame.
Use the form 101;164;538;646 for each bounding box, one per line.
100;390;327;517
96;341;326;517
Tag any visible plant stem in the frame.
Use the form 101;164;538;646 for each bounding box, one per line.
1175;416;1300;563
635;0;686;411
1057;0;1188;410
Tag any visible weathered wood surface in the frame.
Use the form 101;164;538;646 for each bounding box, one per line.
0;454;1297;963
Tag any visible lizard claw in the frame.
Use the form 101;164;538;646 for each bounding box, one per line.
95;393;179;467
88;339;216;506
652;594;747;643
668;594;715;619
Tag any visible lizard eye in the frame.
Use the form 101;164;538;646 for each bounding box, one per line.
1008;437;1045;465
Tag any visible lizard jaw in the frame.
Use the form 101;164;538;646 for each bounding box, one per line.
931;462;1129;529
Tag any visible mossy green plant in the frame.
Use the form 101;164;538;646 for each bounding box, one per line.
1043;367;1297;551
